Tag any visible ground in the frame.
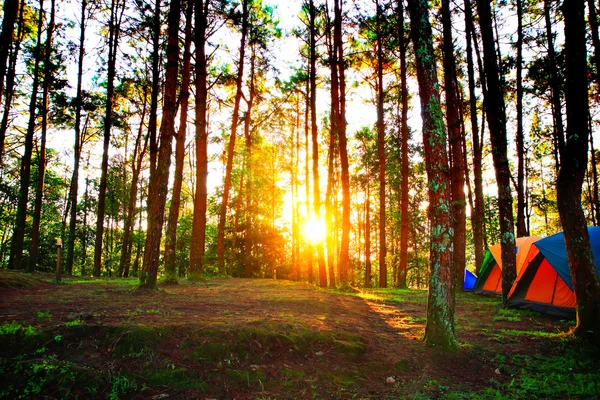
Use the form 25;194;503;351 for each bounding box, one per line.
0;271;599;399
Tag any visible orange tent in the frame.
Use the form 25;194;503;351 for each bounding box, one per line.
506;227;600;318
473;236;540;295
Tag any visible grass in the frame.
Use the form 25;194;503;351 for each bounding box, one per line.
1;277;599;399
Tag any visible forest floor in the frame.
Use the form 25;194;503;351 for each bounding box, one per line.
1;271;599;399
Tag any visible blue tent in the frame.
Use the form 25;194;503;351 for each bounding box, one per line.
464;269;477;291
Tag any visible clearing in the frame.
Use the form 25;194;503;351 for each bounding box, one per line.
1;273;599;399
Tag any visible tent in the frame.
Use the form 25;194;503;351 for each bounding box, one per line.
473;236;540;295
507;227;600;318
464;269;477;291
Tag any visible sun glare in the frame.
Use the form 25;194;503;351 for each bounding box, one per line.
304;218;326;243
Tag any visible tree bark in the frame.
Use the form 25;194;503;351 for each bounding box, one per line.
397;0;409;288
0;0;19;102
65;0;87;275
476;0;517;305
139;0;180;290
117;94;148;277
148;0;161;176
515;0;528;238
557;0;600;338
441;0;466;288
334;0;350;285
464;0;485;275
376;0;387;288
309;0;327;288
365;181;372;288
544;0;565;164
217;0;248;275
305;71;313;283
0;0;24;165
189;0;210;277
7;0;45;271
93;0;123;277
164;0;193;281
29;0;56;273
407;0;458;351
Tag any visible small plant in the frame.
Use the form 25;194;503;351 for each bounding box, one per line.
0;321;38;336
64;320;82;327
37;311;52;320
108;374;137;400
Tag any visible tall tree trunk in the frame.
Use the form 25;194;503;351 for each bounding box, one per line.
325;5;337;287
93;0;123;277
376;0;387;288
476;0;517;305
544;0;565;164
441;0;466;288
589;0;600;94
515;0;528;237
29;0;56;273
65;0;88;275
397;0;409;289
407;0;458;351
365;181;372;288
189;0;210;277
148;0;161;176
81;156;90;275
304;73;313;283
7;0;45;271
334;0;350;285
558;0;600;337
117;95;148;277
464;0;485;275
0;0;19;102
292;96;300;280
164;0;193;281
309;0;327;288
243;45;256;278
0;0;24;165
139;0;180;289
217;0;248;274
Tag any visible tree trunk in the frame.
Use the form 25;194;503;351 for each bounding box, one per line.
189;0;210;277
309;0;327;288
407;0;458;351
148;0;161;176
557;0;600;338
441;0;466;288
7;0;44;271
29;0;56;273
0;0;19;102
217;0;248;275
544;0;565;164
365;181;372;288
117;95;148;277
397;0;409;289
305;72;313;283
515;0;528;237
164;0;193;281
476;0;517;304
0;0;24;165
376;0;387;288
464;0;485;275
93;0;123;277
65;0;87;275
139;0;181;290
334;0;350;285
243;45;256;278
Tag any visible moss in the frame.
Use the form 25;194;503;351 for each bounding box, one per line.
145;366;208;390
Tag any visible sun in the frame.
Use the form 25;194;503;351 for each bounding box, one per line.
303;218;326;243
